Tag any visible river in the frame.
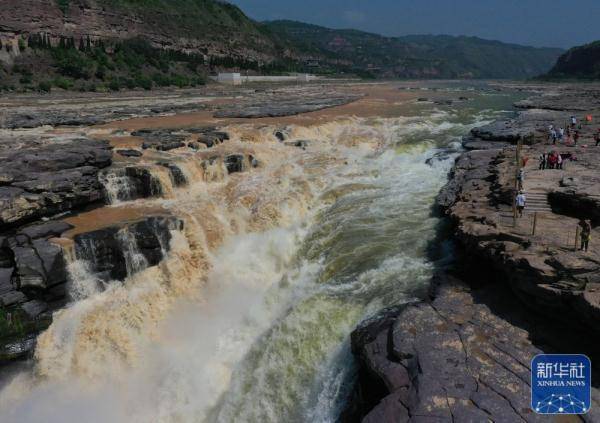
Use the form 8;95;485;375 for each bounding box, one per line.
0;82;523;422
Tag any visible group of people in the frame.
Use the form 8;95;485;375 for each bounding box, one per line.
538;151;565;170
548;124;580;146
547;115;600;147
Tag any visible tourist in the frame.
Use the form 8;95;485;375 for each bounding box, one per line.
539;152;546;170
517;168;525;190
574;130;580;146
516;191;526;217
558;127;565;143
548;125;554;143
551;128;557;145
557;153;563;169
547;152;556;169
579;219;592;252
571;116;577;128
595;129;600;146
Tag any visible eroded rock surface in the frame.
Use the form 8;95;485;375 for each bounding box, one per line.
0;138;112;228
348;276;600;422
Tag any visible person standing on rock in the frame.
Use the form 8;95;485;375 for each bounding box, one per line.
574;130;580;146
559;127;565;143
579;219;592;252
571;116;577;128
595;130;600;146
516;191;526;217
557;153;563;169
517;168;525;190
539;153;546;170
551;128;558;145
547;152;556;169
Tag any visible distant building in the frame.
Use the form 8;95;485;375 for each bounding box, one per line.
217;73;242;85
214;73;317;85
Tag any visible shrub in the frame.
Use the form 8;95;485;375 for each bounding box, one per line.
134;75;153;90
52;48;93;79
38;81;52;92
108;78;121;91
52;77;73;90
19;74;32;84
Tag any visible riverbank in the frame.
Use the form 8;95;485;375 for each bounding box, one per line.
347;83;600;422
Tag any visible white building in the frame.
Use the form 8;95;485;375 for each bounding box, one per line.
215;73;317;85
217;73;242;85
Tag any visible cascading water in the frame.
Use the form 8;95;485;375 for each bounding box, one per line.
0;86;522;422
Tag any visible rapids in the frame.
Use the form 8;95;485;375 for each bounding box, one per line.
0;86;521;422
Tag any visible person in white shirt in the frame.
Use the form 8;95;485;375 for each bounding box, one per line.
516;191;526;217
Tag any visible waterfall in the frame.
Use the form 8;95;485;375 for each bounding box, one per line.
116;227;149;278
99;170;134;204
0;95;513;422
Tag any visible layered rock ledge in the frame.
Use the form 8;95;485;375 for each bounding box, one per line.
346;275;600;422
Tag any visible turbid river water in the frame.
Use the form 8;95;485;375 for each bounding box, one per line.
0;82;523;422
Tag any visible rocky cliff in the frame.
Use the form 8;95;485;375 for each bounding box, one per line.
543;41;600;80
0;0;278;60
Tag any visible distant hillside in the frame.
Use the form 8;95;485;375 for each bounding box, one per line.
264;20;564;79
0;2;564;92
542;41;600;80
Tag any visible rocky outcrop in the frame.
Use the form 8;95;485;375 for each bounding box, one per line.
0;215;183;363
0;101;210;130
213;94;361;118
74;216;183;282
100;166;163;203
347;275;600;422
0;138;112;229
131;127;229;151
437;146;600;336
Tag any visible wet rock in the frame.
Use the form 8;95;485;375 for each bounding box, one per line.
274;130;287;141
187;142;201;150
10;238;68;297
284;140;309;149
0;334;37;361
0;290;25;307
142;139;186;151
197;135;217;148
117;149;143;158
21;300;48;319
102;166;163;202
73;216;183;282
417;97;429;102
225;154;246;174
19;221;73;240
159;163;187;187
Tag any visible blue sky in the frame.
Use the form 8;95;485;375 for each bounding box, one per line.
229;0;600;48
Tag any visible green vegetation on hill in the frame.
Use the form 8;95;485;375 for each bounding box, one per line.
0;1;568;91
264;20;564;79
542;41;600;80
1;36;208;92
